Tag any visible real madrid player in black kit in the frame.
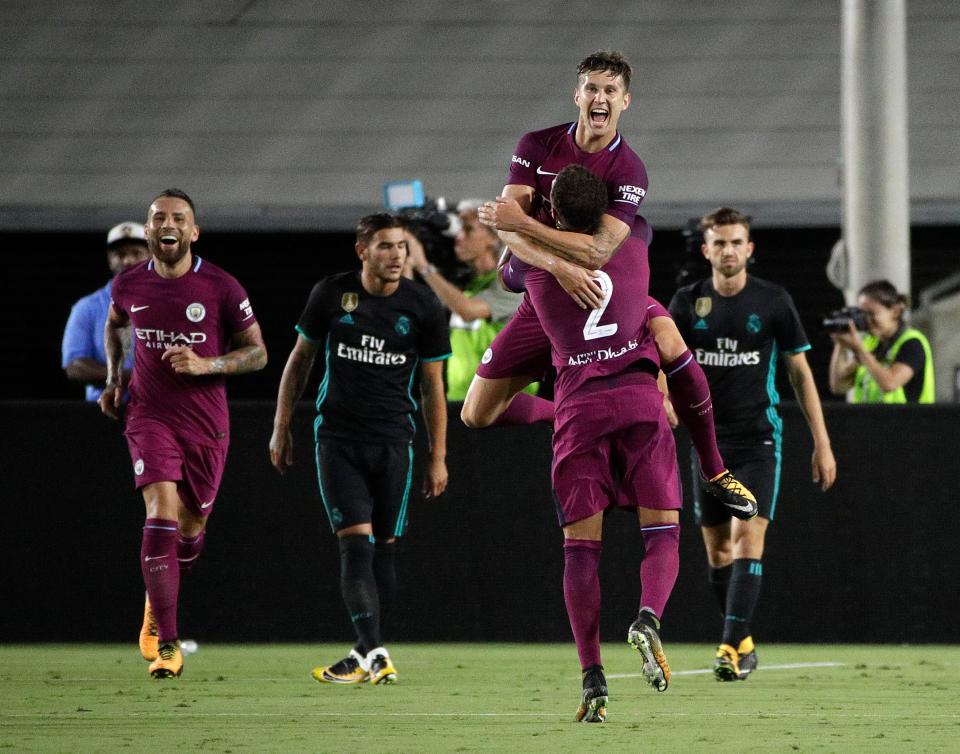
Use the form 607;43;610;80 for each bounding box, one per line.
669;207;836;682
270;213;451;686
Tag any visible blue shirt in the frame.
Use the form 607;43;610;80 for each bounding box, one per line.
61;279;134;401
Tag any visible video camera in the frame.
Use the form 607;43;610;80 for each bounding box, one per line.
821;306;871;333
384;180;465;280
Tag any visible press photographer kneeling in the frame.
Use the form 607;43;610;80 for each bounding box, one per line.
827;279;934;404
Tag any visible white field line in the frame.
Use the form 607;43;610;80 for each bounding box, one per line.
11;661;847;685
608;660;845;679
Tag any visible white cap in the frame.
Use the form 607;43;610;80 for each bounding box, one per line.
106;221;146;248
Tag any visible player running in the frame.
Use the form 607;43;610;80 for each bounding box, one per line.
100;189;267;679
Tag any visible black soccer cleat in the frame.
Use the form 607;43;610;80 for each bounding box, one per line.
704;470;758;521
575;665;608;723
627;610;670;692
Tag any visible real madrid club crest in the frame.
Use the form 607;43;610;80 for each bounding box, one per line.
746;313;762;334
695;296;713;318
395;315;411;336
186;302;206;322
341;292;359;312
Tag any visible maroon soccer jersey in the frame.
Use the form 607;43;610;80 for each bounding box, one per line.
524;235;656;404
111;256;257;446
506;122;648;227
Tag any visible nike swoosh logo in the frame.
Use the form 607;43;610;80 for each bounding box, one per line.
130;305;150;312
200;500;214;509
726;501;755;511
144;555;168;562
536;166;559;176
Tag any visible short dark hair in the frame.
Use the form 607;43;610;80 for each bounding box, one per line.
153;188;197;218
859;279;910;311
356;213;405;246
700;207;752;236
577;50;632;91
550;165;609;233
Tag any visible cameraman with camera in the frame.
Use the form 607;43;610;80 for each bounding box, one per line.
404;199;530;401
828;279;934;403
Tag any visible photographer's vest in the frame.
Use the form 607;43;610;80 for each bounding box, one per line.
852;327;935;404
445;270;538;401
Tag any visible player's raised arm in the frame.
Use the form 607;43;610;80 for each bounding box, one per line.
270;334;320;474
418;359;448;499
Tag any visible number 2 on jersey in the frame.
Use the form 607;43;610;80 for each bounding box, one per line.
582;271;618;341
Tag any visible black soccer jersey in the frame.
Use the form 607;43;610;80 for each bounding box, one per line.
669;276;810;445
296;272;451;443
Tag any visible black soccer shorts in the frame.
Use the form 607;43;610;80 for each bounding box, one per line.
692;442;781;527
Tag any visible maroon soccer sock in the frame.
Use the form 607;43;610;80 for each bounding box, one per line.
176;530;206;574
639;523;680;619
562;539;603;670
141;518;180;643
490;393;554;427
663;351;725;479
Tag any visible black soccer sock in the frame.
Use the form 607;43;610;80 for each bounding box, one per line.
373;540;397;637
721;558;762;647
338;534;381;656
709;563;733;618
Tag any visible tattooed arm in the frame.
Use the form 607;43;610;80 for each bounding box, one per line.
269;334;319;474
161;323;268;376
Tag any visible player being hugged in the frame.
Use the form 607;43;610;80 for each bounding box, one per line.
99;189;267;679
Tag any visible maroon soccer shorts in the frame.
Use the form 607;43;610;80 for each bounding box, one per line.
551;372;682;527
475;295;552;381
125;417;227;517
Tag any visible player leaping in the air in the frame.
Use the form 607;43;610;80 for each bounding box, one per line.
467;50;756;517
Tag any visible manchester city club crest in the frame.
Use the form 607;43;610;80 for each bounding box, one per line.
185;302;206;322
747;313;762;333
695;296;713;318
341;292;359;312
395;315;411;335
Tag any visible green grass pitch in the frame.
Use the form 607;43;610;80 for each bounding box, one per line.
3;643;959;752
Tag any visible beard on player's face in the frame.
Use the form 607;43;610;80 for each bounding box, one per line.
148;232;191;266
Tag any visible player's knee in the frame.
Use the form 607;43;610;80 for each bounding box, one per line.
460;401;492;429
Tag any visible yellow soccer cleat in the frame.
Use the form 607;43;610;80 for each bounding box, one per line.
627;610;670;692
149;642;183;679
574;666;608;723
311;649;370;685
714;643;741;682
737;635;758;679
139;595;158;662
367;649;398;685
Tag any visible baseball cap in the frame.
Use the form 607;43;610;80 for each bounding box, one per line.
106;221;147;248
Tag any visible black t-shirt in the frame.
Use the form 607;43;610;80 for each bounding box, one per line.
296;272;451;443
669;276;809;445
873;327;927;402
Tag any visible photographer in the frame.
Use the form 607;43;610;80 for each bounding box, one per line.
404;199;530;401
828;279;934;403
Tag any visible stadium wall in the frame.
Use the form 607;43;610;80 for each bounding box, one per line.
5;401;958;645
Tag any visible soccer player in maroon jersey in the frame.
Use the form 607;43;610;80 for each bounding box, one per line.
501;164;680;720
99;189;267;678
468;50;755;512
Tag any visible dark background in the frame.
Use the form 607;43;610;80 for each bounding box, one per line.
3;402;957;644
8;223;959;403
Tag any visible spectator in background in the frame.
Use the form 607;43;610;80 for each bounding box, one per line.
404;200;533;400
62;222;149;400
828;279;935;403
